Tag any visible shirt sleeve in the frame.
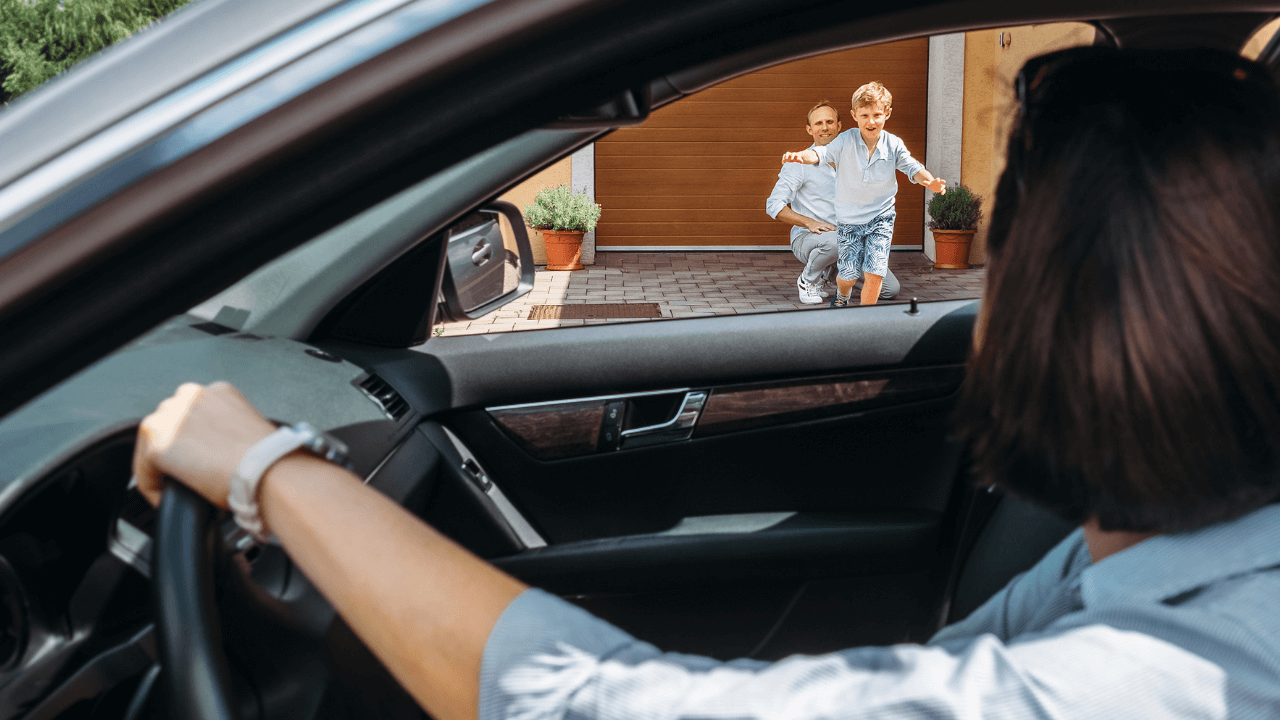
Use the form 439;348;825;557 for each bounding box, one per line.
814;131;849;171
479;586;1228;720
929;528;1088;648
893;137;926;181
765;165;804;219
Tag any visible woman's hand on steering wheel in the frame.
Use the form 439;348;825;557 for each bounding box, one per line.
133;381;276;508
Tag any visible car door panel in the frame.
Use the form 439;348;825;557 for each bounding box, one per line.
568;583;801;659
448;397;962;545
491;510;942;593
396;301;979;660
421;299;978;407
486;364;965;460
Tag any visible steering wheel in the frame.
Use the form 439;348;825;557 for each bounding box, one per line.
151;482;238;719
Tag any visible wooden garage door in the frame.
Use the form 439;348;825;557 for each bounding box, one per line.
596;38;928;249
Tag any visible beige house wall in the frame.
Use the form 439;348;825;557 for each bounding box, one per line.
960;30;996;267
499;157;573;265
960;19;1280;267
961;23;1095;265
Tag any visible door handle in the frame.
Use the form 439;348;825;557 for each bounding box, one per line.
620;391;707;447
471;240;492;266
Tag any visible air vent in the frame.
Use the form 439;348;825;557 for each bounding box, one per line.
354;373;410;420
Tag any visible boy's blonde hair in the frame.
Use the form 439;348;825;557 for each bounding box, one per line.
852;82;892;111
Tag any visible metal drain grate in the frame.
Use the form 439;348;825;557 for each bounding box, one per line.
527;303;662;320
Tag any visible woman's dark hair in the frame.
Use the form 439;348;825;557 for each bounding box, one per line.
954;47;1280;532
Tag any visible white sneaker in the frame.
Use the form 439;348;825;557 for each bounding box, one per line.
797;276;823;304
820;279;836;297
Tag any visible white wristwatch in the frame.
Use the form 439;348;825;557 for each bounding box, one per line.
228;421;352;542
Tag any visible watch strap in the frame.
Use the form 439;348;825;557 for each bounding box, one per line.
229;425;311;541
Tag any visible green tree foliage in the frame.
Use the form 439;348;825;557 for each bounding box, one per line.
524;184;602;232
0;0;194;103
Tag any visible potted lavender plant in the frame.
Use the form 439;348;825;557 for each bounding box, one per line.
524;184;602;271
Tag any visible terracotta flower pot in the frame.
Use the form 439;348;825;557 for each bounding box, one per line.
541;229;585;271
932;229;976;269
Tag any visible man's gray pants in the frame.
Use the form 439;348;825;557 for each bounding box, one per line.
791;229;899;299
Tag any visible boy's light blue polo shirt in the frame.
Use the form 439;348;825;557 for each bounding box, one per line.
480;502;1280;719
813;128;925;226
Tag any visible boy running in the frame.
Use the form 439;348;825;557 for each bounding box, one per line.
783;82;947;306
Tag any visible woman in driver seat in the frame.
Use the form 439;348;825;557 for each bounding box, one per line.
135;46;1280;718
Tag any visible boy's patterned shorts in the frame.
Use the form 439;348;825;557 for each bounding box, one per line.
836;209;896;281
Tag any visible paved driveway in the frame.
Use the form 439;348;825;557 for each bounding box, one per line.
435;251;984;336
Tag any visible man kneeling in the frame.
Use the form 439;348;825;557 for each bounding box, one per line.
767;101;898;304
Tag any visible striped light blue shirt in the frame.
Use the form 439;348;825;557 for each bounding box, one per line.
812;129;925;226
480;503;1280;719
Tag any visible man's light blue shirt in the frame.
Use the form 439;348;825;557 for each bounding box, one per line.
813;128;925;226
765;144;836;245
480;502;1280;719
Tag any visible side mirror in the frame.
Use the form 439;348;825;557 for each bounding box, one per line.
437;201;535;322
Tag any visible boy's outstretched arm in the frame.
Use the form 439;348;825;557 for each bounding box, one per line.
912;168;947;194
781;149;819;164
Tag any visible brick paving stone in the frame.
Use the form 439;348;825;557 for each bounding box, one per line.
434;251;984;336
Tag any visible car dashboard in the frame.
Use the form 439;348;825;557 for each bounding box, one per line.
0;315;435;718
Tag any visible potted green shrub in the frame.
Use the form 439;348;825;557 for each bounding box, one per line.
926;183;983;269
524;184;602;271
